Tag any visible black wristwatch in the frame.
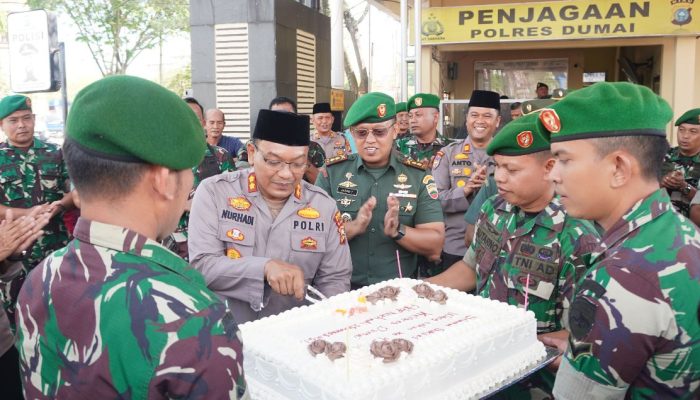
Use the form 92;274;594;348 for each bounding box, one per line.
7;250;26;262
392;224;406;241
681;183;693;196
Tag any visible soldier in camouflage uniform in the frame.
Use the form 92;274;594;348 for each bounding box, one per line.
660;108;700;217
15;75;247;399
395;93;450;167
165;97;236;259
0;94;74;322
541;82;700;398
311;102;351;159
428;111;599;398
394;101;410;138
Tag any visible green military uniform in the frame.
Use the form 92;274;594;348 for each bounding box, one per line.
661;147;700;216
166;144;235;259
465;111;600;398
395;133;450;167
395;93;449;167
317;153;443;285
538;82;700;399
14;75;246;398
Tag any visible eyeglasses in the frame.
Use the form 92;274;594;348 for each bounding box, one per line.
254;145;308;173
351;123;395;140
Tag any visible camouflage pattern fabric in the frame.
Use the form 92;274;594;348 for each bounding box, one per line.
469;195;599;334
15;218;247;399
468;194;599;398
0;138;70;324
0;138;69;268
395;132;450;168
661;146;700;217
554;189;700;399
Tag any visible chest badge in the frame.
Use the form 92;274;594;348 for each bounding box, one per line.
228;196;251;211
393;173;412;190
338;172;358;188
301;237;318;250
338;196;355;207
403;202;413;212
297;206;320;219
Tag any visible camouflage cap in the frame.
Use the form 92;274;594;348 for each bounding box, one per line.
521;99;556;115
407;93;440;111
0;94;32;120
395;101;408;113
543;82;672;143
343;92;396;127
675;108;700;126
66;75;206;170
487;112;549;156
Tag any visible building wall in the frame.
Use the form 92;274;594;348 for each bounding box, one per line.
190;0;330;137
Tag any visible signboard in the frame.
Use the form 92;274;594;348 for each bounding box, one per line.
8;10;59;92
421;0;700;44
330;88;345;111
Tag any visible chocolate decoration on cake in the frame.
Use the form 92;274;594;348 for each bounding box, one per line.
325;342;347;361
308;339;328;356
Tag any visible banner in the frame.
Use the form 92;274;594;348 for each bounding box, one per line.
421;0;700;44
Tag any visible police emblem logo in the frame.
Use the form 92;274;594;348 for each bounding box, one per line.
297;206;320;219
539;109;561;134
455;153;469;160
301;237;318;250
226;228;245;241
456;180;466;188
516;131;534;148
414;97;423;107
228;196;252;211
463;168;472;176
377;104;387;118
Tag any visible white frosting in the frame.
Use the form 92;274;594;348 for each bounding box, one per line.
240;278;546;400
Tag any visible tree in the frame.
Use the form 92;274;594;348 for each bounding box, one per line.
165;64;191;97
342;3;369;94
27;0;189;76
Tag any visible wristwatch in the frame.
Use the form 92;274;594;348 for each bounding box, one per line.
681;183;693;196
392;224;406;241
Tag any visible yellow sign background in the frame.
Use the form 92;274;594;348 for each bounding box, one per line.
422;1;700;44
330;89;345;111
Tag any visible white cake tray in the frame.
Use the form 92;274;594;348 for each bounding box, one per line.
480;346;562;399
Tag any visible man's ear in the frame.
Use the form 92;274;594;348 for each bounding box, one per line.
609;150;634;189
150;166;178;201
247;141;256;166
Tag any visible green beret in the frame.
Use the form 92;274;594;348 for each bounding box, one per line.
675;108;700;126
487;112;549;156
66;75;205;170
0;95;32;120
407;93;440;110
521;99;556;115
395;101;407;113
542;82;672;143
343;92;395;127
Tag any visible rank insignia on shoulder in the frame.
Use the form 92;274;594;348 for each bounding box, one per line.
326;154;348;166
402;157;427;170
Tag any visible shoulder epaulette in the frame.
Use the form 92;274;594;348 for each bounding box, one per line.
401;157;427;171
325;154;349;166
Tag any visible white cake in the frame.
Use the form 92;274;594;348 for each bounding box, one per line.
240;278;546;400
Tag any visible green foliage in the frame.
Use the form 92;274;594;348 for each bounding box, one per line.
165;64;191;97
27;0;189;76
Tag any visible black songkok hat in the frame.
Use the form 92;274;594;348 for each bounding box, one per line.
468;90;501;111
312;102;332;114
253;109;310;146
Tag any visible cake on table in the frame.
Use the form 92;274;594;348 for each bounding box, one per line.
240;278;546;400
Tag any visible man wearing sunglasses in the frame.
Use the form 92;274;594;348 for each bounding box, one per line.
316;92;444;289
189;109;351;323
